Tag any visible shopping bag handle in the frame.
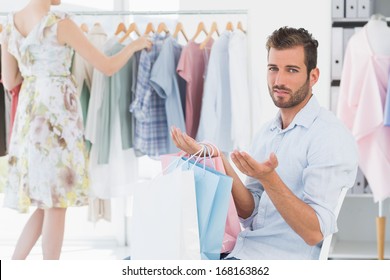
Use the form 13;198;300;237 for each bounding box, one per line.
161;144;213;177
160;146;205;176
199;140;220;157
179;144;210;171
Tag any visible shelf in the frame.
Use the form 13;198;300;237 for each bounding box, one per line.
332;17;390;27
345;194;374;199
331;80;340;87
329;240;390;259
332;19;369;28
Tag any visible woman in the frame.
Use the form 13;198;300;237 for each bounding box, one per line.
0;0;151;259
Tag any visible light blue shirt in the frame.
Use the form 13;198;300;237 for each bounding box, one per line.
150;36;186;154
228;96;358;259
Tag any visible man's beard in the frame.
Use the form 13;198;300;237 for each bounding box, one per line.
268;79;310;108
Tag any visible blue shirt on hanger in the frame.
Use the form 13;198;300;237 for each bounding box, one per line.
130;34;168;158
150;36;186;154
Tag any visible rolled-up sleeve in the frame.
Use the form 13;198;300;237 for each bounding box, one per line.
302;125;358;238
239;176;264;229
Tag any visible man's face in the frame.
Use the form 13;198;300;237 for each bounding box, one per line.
267;46;312;109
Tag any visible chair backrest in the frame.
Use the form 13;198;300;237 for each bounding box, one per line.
318;187;348;260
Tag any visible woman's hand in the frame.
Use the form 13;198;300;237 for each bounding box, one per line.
132;35;153;51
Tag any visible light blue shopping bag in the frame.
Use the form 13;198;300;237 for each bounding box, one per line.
161;154;233;260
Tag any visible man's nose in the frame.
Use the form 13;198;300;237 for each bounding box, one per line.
274;71;286;85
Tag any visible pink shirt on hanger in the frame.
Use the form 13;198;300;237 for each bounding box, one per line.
177;39;213;138
338;25;390;202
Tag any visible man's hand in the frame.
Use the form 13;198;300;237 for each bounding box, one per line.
170;126;220;157
231;151;279;182
170;126;203;155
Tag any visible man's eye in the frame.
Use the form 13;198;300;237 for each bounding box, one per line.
269;67;278;72
288;68;298;73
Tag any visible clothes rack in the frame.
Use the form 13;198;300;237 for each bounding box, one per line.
0;10;248;17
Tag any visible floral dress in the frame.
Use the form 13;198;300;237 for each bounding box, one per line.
1;11;89;213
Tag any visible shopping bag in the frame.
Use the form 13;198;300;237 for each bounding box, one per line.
201;156;241;254
161;152;241;254
130;169;200;260
222;196;242;253
161;154;233;260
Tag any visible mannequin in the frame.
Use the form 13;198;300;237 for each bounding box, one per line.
364;13;389;260
366;14;390;55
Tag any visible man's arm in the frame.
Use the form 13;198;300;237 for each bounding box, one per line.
231;151;323;246
219;153;255;219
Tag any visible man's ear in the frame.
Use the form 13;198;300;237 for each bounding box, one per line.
309;67;320;87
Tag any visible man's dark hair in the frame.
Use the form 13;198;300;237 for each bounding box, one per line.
266;27;318;76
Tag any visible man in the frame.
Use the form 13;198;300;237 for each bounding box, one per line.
171;26;358;259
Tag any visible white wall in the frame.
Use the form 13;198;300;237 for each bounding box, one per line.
180;0;332;134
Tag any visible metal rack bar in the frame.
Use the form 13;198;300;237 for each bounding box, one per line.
0;9;248;17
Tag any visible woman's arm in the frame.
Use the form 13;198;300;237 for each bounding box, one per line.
57;19;152;77
1;44;23;90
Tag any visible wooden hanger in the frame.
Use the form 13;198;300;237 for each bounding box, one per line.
80;23;89;33
173;22;188;42
93;22;102;28
119;22;141;44
0;24;3;33
157;22;170;34
191;21;208;41
200;22;219;50
144;22;156;35
115;22;127;35
237;21;246;33
226;21;234;31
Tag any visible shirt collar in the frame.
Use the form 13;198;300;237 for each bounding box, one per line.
270;95;321;132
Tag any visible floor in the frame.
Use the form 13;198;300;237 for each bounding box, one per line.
0;155;165;260
0;195;130;260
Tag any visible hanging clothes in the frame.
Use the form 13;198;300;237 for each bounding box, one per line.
72;23;108;154
88;37;138;200
338;24;390;202
197;31;233;153
130;34;169;158
97;40;135;164
228;29;252;150
3;89;12;151
384;75;390;126
130;51;142;157
72;27;111;222
177;39;214;139
0;80;6;157
84;36;118;145
150;36;186;154
8;83;21;141
0;49;7;156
